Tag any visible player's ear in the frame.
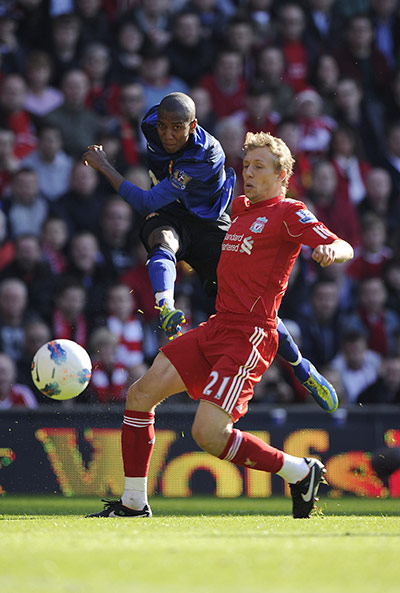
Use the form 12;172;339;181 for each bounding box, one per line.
189;119;197;133
278;169;287;181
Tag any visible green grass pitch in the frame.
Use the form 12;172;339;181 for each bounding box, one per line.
1;496;399;593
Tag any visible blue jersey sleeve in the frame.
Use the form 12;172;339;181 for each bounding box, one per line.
118;178;185;216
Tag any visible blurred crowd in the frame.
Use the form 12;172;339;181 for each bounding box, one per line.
1;0;400;409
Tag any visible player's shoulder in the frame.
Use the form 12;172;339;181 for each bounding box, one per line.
186;125;224;163
280;197;318;222
280;196;307;209
231;195;248;216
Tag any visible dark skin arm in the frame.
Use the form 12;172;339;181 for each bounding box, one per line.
82;145;181;255
82;145;125;192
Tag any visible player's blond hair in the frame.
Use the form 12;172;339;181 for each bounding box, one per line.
243;131;295;191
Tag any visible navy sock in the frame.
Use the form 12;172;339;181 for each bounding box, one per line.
277;319;310;382
147;248;177;296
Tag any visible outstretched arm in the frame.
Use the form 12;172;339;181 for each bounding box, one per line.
82;145;180;216
311;239;354;267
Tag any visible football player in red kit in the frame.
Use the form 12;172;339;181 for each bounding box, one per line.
87;131;353;519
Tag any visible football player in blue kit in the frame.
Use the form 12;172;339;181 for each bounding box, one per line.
82;92;338;412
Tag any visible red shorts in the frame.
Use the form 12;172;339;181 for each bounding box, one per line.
161;314;278;422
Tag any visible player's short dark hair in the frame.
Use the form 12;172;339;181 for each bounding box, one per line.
159;92;196;123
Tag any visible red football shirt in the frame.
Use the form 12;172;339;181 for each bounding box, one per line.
216;195;339;322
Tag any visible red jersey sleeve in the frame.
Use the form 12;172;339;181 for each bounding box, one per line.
281;199;339;248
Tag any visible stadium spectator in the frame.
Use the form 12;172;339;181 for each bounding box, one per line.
0;277;31;364
104;283;147;381
319;257;356;315
80;42;120;118
88;326;130;405
138;45;188;113
384;258;400;312
16;318;52;405
0;352;37;409
303;0;345;57
346;276;400;356
241;83;280;136
329;124;371;206
384;68;400;126
277;118;312;200
252;359;295;404
293;88;336;161
106;82;147;169
0;234;57;323
111;19;145;83
119;240;160;361
4;168;48;238
330;329;382;404
21;124;74;202
275;2;310;94
296;279;345;367
45;12;82;86
0;7;25;75
75;0;114;47
185;0;233;43
64;230;114;325
199;48;247;118
346;213;392;282
44;68;101;160
358;354;400;404
165;10;215;87
0;127;18;198
188;86;217;135
51;277;89;349
369;0;400;70
309;53;340;118
97;196;137;277
247;0;274;43
357;167;400;238
334;77;385;163
133;0;172;49
0;210;14;271
223;13;258;82
51;161;105;237
334;13;392;104
379;121;400;197
254;46;294;118
23;50;64;118
40;216;68;276
214;116;245;196
85;129;353;519
306;160;360;248
14;0;52;50
0;73;37;160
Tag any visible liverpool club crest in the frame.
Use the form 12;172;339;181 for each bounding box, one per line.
250;217;268;233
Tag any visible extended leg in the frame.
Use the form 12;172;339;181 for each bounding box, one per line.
192;400;327;518
276;318;338;412
86;352;186;518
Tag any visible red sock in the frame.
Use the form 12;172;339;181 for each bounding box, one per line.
121;410;155;477
219;429;284;473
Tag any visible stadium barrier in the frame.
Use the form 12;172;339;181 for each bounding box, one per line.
1;404;399;498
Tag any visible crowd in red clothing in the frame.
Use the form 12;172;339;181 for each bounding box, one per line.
1;0;400;408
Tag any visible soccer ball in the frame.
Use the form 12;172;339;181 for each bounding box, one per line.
31;339;92;400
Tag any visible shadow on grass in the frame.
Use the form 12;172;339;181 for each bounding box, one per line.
1;496;400;517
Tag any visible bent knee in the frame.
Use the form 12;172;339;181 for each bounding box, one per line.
191;422;230;457
126;381;151;411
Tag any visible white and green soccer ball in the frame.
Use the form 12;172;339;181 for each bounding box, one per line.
31;339;92;400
